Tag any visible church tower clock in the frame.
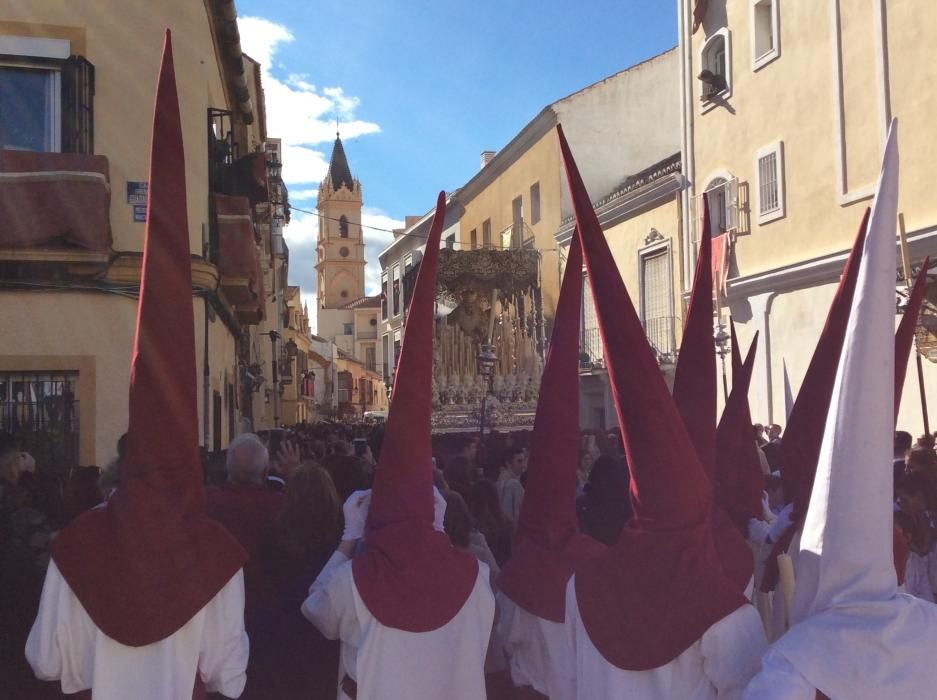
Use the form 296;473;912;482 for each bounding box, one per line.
316;133;365;311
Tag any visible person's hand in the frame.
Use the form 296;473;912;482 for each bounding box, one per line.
761;492;776;523
342;489;372;542
276;440;301;480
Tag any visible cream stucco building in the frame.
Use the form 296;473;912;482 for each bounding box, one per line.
0;1;288;464
680;0;937;432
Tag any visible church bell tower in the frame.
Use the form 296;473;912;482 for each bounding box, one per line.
316;134;365;311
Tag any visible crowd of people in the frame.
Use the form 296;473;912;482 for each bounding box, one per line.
5;40;936;699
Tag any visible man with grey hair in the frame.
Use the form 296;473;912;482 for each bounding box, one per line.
225;433;269;486
207;433;285;639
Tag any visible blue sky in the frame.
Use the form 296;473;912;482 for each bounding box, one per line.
237;1;678;312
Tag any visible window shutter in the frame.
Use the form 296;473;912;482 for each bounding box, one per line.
61;56;95;154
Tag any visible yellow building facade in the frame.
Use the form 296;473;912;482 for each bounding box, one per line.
454;49;681;327
0;1;278;464
556;155;687;428
680;0;937;432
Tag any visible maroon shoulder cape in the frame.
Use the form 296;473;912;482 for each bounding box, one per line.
559;125;746;671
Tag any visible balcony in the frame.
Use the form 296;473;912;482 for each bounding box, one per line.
580;317;677;370
212;193;264;324
497;220;536;250
0;149;112;255
580;327;604;369
644;316;677;365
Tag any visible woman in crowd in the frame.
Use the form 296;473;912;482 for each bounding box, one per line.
469;478;513;566
577;454;631;546
245;463;342;699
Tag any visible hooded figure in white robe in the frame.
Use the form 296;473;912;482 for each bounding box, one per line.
301;193;494;700
743;121;937;700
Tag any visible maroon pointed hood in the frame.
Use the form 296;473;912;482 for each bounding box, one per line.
715;331;764;530
498;230;606;622
672;199;752;591
352;192;478;632
50;31;246;647
895;260;928;420
673;193;717;478
780;209;869;521
762;209;870;594
558;125;746;670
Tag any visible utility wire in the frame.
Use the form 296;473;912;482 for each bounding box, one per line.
287;204;558;253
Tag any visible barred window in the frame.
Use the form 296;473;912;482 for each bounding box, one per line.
0;371;80;468
755;141;785;224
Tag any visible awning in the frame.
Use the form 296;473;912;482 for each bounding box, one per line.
0;149;112;252
234;151;268;204
213;193;264;318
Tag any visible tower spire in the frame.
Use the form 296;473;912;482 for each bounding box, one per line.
326;132;355;193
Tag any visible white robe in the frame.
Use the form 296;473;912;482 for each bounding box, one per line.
565;576;767;700
25;561;248;699
498;593;576;700
903;547;937;602
742;595;937;700
302;551;495;700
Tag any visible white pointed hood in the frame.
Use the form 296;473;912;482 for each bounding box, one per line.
789;121;899;624
750;120;937;700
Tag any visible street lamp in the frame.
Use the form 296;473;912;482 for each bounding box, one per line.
477;343;498;440
260;330;281;426
713;322;731;401
266;156;282;181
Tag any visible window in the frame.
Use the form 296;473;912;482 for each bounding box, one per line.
0;37;93;154
381;272;388;319
640;248;675;360
0;371;79;467
530;182;541;225
470;228;478;249
752;0;780;70
339;215;349;238
482;219;492;248
392;263;401;316
755;141;785;223
700;29;731;107
580;274;603;365
365;346;376;372
343;322;354;335
702;177;739;234
445;233;455;250
382;334;390;383
0;65;60;151
393;337;402;367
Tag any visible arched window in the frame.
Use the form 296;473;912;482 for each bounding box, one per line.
701;174;739;236
339;215;349;238
700;29;731;103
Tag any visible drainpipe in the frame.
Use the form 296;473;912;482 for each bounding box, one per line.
203;297;211;452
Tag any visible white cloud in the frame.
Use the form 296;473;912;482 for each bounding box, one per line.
238;16;381;186
290;188;318;201
240;15;393;317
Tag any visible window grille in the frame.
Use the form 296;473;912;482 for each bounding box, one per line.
581;274;603;365
758;151;779;214
61;56;94;154
0;371;80;468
